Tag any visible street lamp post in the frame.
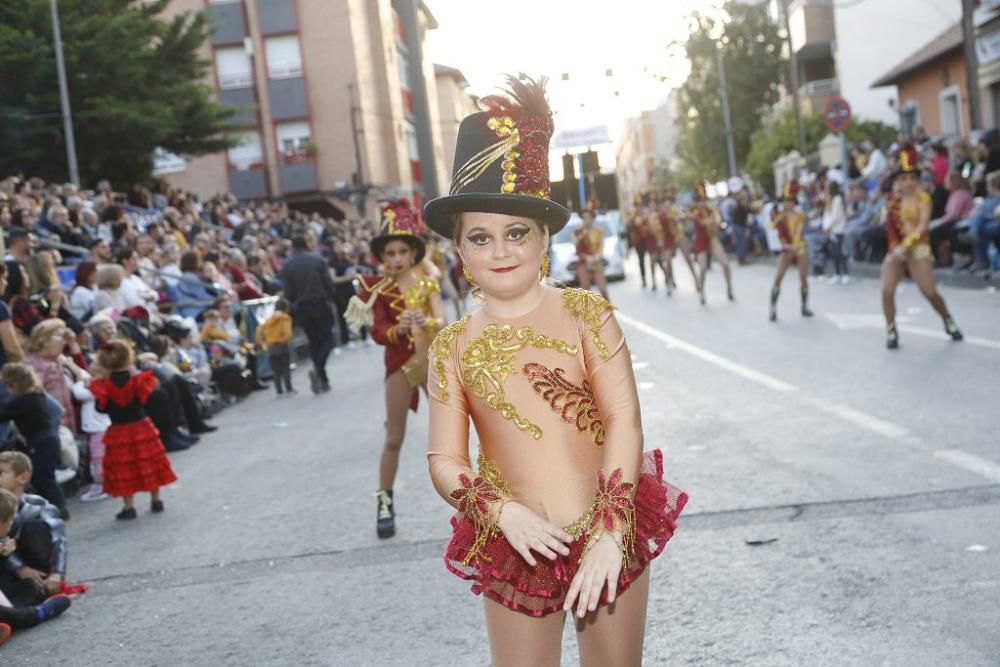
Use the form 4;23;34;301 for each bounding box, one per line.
50;0;80;185
713;37;738;179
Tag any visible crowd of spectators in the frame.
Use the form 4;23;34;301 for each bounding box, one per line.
714;127;1000;280
0;173;472;643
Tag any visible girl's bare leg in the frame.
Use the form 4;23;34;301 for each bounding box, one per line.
123;495;134;510
593;268;610;301
575;568;650;667
696;252;709;304
710;239;733;298
907;259;952;320
379;369;412;490
797;254;810;290
484;597;565;667
150;488;160;502
880;255;905;327
680;244;698;286
577;264;593;292
773;252;792;289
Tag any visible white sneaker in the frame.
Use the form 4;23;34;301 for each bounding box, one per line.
347;341;357;351
333;347;343;356
824;275;838;285
80;484;109;503
839;275;850;284
364;339;375;347
55;468;76;484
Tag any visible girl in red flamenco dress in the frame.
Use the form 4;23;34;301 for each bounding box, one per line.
88;340;177;521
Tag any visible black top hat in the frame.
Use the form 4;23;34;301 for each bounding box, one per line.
370;198;426;263
423;75;570;238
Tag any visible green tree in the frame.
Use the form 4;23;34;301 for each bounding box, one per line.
0;0;236;187
674;1;784;183
746;108;898;193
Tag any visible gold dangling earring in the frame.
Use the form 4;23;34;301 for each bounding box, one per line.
540;253;550;281
462;265;477;287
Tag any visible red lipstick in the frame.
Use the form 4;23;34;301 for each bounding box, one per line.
490;266;518;273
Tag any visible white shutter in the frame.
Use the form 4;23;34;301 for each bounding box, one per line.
265;35;303;80
215;47;252;89
228;131;264;170
276;122;311;155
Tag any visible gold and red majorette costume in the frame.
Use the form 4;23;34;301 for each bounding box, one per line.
690;182;717;255
422;76;687;618
345;200;442;411
574;219;604;269
658;199;682;251
885;146;933;262
774;180;807;257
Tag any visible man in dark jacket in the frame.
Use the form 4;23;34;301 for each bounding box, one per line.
280;234;336;393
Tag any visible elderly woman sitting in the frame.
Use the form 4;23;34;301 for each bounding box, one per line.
91;263;129;314
26;319;88;436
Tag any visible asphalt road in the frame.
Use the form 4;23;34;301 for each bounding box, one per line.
4;258;999;666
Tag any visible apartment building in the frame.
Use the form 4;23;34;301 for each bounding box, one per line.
159;0;450;207
433;64;479;175
615;91;679;209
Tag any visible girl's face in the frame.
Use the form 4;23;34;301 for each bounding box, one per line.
457;212;547;299
43;329;67;358
897;173;918;195
381;240;415;274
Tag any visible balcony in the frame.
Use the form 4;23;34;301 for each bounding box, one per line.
789;0;834;62
257;0;297;35
279;158;318;194
268;77;308;120
218;86;257;127
207;1;247;47
229;167;269;200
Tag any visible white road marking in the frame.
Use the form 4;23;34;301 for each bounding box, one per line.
799;397;911;440
825;313;1000;350
618;313;799;393
638;382;655;390
899;325;1000;351
933;450;1000;483
632;361;650;370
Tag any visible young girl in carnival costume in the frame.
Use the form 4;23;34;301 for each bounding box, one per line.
657;186;698;297
344;199;445;538
423;75;687;666
88;340;177;520
881;145;963;349
691;181;734;305
769;179;814;321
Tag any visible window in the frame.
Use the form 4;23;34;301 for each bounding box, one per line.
265;35;302;80
405;122;419;160
215;47;252;89
397;50;411;90
899;100;920;136
228;131;264;170
939;85;963;137
276;121;311;155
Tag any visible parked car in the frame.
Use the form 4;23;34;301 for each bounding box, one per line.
550;212;625;285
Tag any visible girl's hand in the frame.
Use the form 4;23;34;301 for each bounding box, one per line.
410;310;428;332
563;532;624;618
0;536;15;557
396;311;413;332
496;501;572;567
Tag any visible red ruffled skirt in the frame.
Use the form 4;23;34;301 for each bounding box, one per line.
102;418;178;498
444;449;688;617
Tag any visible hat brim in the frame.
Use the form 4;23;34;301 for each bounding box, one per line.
423;193;571;238
370;234;426;264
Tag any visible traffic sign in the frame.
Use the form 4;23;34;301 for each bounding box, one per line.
825;96;852;134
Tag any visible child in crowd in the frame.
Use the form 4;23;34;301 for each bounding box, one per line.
0;486;71;645
88;340;177;521
199;309;229;345
70;364;112;502
254;298;295;397
0;452;67;601
0;363;68;517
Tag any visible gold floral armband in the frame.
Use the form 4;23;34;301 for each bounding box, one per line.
565;468;637;569
450;461;512;565
423;317;442;337
901;231;922;250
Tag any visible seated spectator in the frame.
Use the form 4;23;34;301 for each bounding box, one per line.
0;487;72;637
26;320;87;436
0;263;25;366
3;260;81;337
172;251;216;320
247;250;281;295
968;170;1000;273
199;309;229;346
158;244;182;289
0;452;67;599
226;248;264;301
0;364;67;516
115;248;158;312
91;263;128;314
844;182;884;261
68;260;97;322
4;229;32;263
928;171;975;267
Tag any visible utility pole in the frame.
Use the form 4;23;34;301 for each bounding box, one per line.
782;0;805;153
713;37;738;179
962;0;982;131
50;0;79;185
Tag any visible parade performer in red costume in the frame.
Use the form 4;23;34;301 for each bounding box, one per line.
574;206;609;300
423;75;687;666
881;146;963;349
769;180;814;321
657;187;697;297
88;340;177;521
344;199;445;538
691;181;734;305
626;196;650;288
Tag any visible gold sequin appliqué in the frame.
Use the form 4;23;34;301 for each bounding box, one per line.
562;288;614;360
431;316;470;401
523;363;605;446
462;324;577;440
